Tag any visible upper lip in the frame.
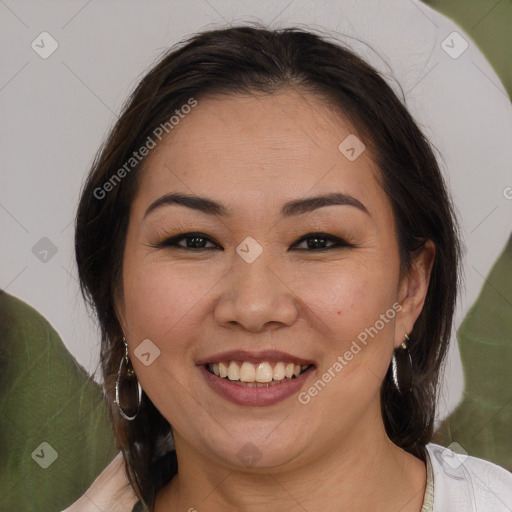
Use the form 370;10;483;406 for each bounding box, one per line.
196;349;316;366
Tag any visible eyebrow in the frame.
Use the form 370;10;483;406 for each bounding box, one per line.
143;191;370;220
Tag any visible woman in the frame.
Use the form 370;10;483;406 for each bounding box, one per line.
74;24;512;511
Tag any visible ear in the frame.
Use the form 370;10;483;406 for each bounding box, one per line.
395;240;435;347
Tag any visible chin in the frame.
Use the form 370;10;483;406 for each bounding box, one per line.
192;424;310;472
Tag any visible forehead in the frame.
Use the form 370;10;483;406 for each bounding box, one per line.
134;89;389;220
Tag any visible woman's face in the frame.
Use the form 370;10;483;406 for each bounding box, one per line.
116;89;430;470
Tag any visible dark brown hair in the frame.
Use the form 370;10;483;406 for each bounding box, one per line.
75;23;461;510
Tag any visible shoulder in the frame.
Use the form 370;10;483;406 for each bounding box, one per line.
62;452;138;512
426;443;512;511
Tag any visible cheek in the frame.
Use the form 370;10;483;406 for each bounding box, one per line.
294;261;400;404
120;256;216;405
121;258;211;422
122;257;218;341
293;261;399;340
123;249;399;354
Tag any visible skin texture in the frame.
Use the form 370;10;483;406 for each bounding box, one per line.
115;88;435;512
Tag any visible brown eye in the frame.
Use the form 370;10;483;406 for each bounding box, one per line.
292;233;353;251
156;232;221;250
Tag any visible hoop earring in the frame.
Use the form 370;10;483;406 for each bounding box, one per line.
391;334;413;394
115;337;142;421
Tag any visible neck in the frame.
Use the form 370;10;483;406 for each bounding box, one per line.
155;404;426;512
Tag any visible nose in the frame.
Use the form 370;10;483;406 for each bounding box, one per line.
213;252;299;333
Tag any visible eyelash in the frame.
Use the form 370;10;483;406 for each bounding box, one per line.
153;232;354;252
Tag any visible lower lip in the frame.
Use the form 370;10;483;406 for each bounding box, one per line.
198;365;315;407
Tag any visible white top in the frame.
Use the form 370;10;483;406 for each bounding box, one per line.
424;443;512;511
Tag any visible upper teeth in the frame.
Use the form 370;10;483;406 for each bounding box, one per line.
209;361;308;383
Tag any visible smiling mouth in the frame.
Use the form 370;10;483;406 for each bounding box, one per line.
205;361;313;387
